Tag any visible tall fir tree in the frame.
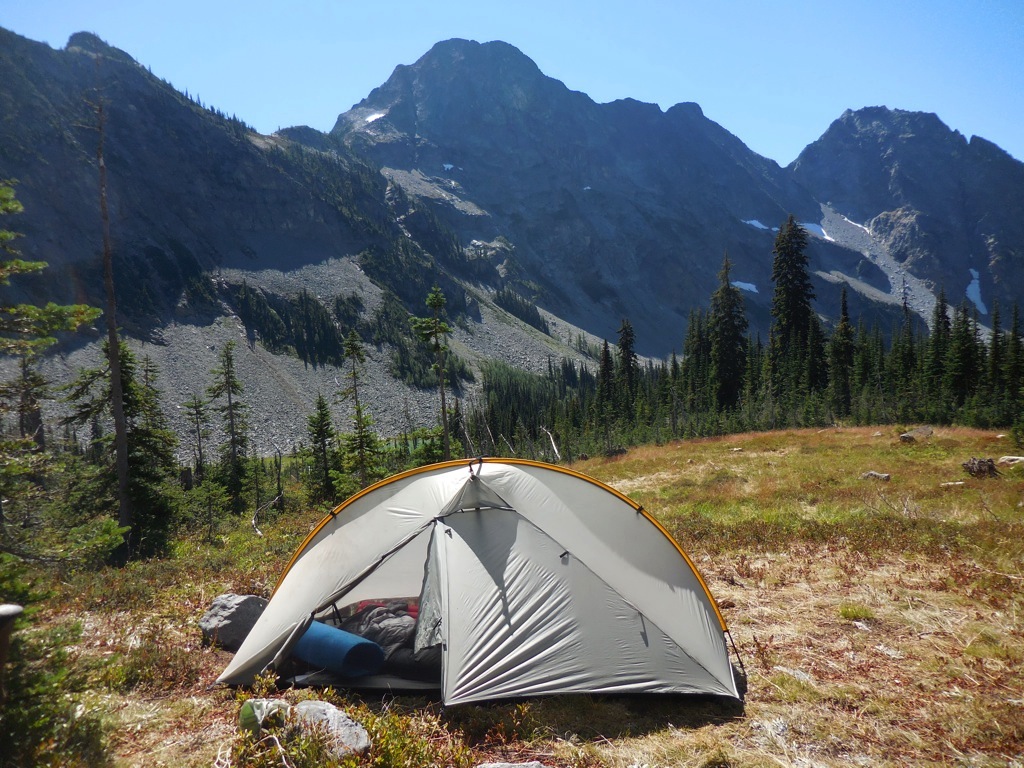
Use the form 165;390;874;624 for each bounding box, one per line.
985;301;1005;417
594;339;616;449
181;393;211;484
925;288;952;414
681;308;711;415
769;215;815;343
888;302;918;420
63;345;179;557
339;329;383;492
206;341;248;514
944;302;981;411
95;103;133;558
615;318;639;417
766;215;823;402
1005;304;1023;423
411;286;452;460
826;288;855;418
1;181;101;557
305;392;336;504
708;256;748;410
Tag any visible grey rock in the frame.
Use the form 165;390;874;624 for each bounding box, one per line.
900;426;933;443
860;470;890;481
292;699;371;758
199;593;268;651
477;763;552;768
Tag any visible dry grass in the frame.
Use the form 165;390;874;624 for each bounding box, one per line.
576;426;1024;766
23;426;1024;766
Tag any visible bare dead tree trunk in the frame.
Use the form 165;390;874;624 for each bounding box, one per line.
540;426;561;461
98;100;133;554
438;355;450;461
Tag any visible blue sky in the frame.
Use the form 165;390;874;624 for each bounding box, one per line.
2;1;1022;165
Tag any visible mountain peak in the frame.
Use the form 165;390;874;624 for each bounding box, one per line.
393;38;550;100
416;38;541;75
334;36;580;143
65;31;137;65
831;106;959;144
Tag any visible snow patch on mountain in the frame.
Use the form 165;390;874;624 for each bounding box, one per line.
818;204;937;325
365;112;386;123
842;215;870;233
743;219;771;230
732;281;758;293
801;222;835;242
966;268;988;315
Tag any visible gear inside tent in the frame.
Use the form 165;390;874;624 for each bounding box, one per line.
217;459;744;705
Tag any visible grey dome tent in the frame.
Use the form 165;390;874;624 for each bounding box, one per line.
217;459;743;704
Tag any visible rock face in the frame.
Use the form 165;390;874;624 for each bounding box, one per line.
0;27;438;330
331;39;827;352
790;107;1024;316
330;40;1024;350
199;594;268;651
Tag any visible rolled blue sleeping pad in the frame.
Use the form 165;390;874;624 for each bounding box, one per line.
291;620;385;677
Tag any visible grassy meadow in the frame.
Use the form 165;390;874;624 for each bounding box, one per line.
7;426;1023;767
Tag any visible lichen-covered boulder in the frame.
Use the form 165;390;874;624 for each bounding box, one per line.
199;593;267;651
292;700;371;758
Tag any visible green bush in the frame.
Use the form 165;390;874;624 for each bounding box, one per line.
0;559;110;767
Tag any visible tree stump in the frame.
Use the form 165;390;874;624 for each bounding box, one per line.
962;457;999;478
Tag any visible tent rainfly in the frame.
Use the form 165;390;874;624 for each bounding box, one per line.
217;459;744;704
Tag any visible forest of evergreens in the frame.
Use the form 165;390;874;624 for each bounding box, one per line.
3;189;1023;567
460;216;1024;462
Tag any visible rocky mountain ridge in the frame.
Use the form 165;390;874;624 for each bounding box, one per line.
2;29;1023;452
328;39;1022;347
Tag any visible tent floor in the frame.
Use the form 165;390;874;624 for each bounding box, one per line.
285;670;442;693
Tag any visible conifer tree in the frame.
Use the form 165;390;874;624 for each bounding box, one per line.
945;302;981;411
594;339;616;449
925;288;951;411
681;308;711;415
95;103;133;558
4;357;47;449
206;341;248;514
986;301;1004;413
766;215;825;407
1005;304;1023;422
769;215;814;345
412;286;452;460
826;288;855;418
666;351;681;437
306;392;336;503
708;256;748;410
1;182;101;557
616;318;639;417
64;345;179;557
742;334;764;425
888;303;918;419
181;393;210;484
339;330;383;491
